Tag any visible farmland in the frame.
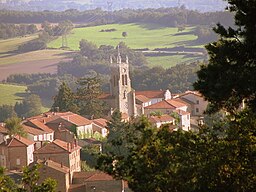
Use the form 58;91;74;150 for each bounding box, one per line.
0;36;74;81
48;23;202;50
0;83;27;106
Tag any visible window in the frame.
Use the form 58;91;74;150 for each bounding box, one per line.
16;158;20;165
196;108;199;113
123;90;127;99
122;75;125;85
125;74;128;85
196;100;199;104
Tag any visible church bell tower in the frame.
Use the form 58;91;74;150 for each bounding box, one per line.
109;46;137;117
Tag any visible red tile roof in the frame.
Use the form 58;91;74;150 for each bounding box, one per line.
149;114;175;123
73;171;115;181
173;109;190;116
36;159;69;173
136;95;150;103
27;119;54;133
92;118;108;128
177;90;203;98
135;90;165;99
22;125;46;136
145;99;186;109
61;114;92;126
0;135;34;147
34;139;80;154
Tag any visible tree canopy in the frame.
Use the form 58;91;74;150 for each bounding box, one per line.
194;0;256;113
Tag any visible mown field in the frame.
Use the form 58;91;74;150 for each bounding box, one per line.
0;83;27;105
48;23;206;67
48;23;202;50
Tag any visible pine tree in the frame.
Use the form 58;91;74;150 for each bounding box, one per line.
52;82;79;113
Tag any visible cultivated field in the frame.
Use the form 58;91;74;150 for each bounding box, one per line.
48;23;202;50
0;83;27;105
0;36;74;81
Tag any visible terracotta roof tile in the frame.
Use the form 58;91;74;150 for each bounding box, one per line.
136;95;150;103
176;90;203;98
149;114;175;123
145;99;186;109
0;135;34;147
34;139;80;154
73;171;115;181
135;90;165;98
61;114;92;126
27;119;54;133
173;109;190;115
92;118;108;128
35;159;69;173
22;125;46;136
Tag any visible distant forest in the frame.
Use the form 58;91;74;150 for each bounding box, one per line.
0;8;234;27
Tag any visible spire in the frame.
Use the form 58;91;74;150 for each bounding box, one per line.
126;55;129;64
110;55;113;64
117;45;122;64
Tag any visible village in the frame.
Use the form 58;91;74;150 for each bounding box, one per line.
0;52;208;192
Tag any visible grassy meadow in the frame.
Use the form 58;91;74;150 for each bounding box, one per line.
0;83;27;105
48;23;202;50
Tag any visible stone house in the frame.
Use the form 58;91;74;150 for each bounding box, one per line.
69;171;129;192
92;118;108;138
175;91;208;116
32;159;70;192
0;135;34;170
34;139;81;180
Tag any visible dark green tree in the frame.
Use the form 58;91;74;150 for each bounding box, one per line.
52;82;79;113
122;31;128;38
194;0;256;113
5;117;27;137
15;94;42;118
0;104;17;122
76;74;105;118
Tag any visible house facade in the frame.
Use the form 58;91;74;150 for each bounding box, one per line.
34;139;81;179
0;135;34;170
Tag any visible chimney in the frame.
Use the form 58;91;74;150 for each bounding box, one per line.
61;162;63;168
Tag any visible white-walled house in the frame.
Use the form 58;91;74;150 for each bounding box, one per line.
22;119;54;144
148;114;175;128
135;89;172;105
92;118;108;138
175;91;208;116
173;109;191;131
45;113;93;139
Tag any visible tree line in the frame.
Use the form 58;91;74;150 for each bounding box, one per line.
0;8;234;27
0;23;37;39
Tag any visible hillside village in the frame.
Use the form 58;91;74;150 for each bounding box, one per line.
0;51;208;191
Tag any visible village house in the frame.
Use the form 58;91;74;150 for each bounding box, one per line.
148;114;175;128
174;91;208;116
92;118;108;138
69;171;131;192
22;119;54;143
0;135;34;170
44;112;93;139
0;124;9;144
32;159;70;192
33;139;81;180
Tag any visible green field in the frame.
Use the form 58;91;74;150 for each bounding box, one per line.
0;83;50;112
48;23;201;50
0;83;27;105
146;54;203;68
